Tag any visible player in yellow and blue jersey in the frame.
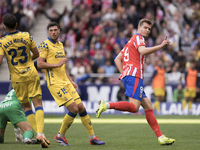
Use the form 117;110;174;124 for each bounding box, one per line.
37;22;105;146
0;14;49;148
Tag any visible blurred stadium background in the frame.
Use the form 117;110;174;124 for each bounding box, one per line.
0;0;200;115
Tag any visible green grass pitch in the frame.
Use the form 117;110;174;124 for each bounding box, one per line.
1;115;200;150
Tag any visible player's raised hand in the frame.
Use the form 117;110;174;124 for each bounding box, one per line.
58;58;67;67
161;36;170;46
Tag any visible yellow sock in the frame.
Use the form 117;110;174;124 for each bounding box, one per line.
59;113;76;135
188;101;193;110
35;107;44;133
155;101;160;113
153;100;158;109
26;114;37;133
182;100;187;110
153;101;160;113
80;112;94;136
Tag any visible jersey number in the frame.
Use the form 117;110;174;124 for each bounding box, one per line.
8;46;27;66
124;47;129;62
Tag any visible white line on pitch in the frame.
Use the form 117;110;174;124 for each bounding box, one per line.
44;119;200;124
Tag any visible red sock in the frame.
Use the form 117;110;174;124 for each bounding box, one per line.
109;101;136;113
145;109;163;137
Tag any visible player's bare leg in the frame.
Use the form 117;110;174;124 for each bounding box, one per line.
16;122;34;144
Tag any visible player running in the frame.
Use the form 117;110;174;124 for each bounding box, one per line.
96;19;175;145
0;14;49;148
37;22;105;146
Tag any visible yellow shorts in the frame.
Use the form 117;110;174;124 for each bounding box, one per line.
12;78;42;103
184;88;196;98
48;83;81;107
154;88;165;97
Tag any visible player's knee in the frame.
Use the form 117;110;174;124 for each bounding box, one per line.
71;104;79;114
78;103;86;113
143;104;153;111
72;108;79;114
67;102;79;114
21;102;32;112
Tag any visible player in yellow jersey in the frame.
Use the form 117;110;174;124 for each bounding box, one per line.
37;22;105;146
0;14;49;148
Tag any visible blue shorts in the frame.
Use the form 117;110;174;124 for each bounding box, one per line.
122;76;147;101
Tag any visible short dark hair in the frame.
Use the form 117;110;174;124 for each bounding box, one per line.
47;22;60;30
3;14;17;29
138;19;152;27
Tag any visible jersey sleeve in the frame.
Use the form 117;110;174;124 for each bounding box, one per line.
38;42;48;58
134;35;146;49
0;41;4;55
29;34;37;48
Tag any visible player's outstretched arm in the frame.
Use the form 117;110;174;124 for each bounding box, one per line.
37;57;67;69
138;36;170;56
114;52;123;74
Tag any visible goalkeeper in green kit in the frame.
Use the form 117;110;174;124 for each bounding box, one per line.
0;89;35;144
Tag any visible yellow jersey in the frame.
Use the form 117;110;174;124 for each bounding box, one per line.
0;31;39;82
38;37;69;86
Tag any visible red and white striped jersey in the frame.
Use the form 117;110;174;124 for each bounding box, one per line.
119;33;146;79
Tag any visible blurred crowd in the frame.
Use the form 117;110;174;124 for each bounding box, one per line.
0;0;53;36
1;0;200;86
60;0;200;86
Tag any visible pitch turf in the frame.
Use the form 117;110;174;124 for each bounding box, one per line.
1;115;200;150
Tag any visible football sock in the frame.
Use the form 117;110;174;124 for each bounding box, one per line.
35;107;44;134
182;100;187;110
79;111;95;137
25;110;37;133
58;133;65;138
145;109;163;138
90;134;95;139
153;101;160;113
0;135;4;143
158;135;164;139
106;103;110;108
23;130;34;139
109;101;136;113
188;101;193;110
59;111;76;135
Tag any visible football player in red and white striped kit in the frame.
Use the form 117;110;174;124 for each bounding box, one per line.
96;19;175;145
